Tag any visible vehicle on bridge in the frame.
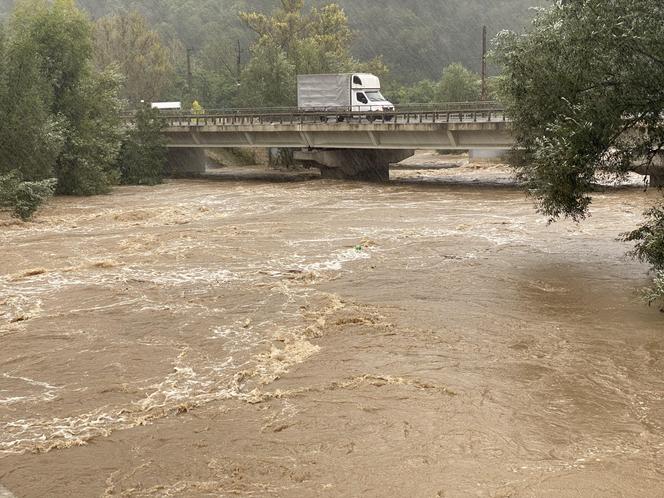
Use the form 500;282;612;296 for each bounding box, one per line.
297;73;395;122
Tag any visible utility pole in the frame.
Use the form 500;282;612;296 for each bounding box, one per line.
186;47;194;92
236;40;242;82
481;25;488;101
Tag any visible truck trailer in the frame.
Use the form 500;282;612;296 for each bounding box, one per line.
297;73;395;119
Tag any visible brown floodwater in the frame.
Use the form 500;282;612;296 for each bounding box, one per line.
0;177;662;497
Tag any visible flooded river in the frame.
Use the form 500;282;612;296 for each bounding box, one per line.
0;178;662;497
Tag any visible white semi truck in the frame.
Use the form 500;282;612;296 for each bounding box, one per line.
297;73;395;120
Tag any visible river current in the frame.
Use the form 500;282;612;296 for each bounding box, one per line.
0;178;662;496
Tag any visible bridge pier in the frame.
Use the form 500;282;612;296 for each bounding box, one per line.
650;154;664;187
294;149;414;182
166;148;207;176
632;154;664;188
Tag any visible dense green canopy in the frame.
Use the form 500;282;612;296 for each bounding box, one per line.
494;0;664;305
1;0;545;84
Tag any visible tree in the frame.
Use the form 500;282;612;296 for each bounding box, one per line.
0;172;57;220
10;0;124;195
622;205;664;307
117;106;167;186
436;63;481;103
239;1;356;107
54;67;124;195
494;0;664;306
0;17;63;181
94;11;174;104
239;41;295;107
494;0;664;219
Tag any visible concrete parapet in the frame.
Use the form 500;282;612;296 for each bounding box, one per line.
294;149;414;181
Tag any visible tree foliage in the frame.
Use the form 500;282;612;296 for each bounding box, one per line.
437;63;481;103
0;16;63;181
9;0;124;195
622;204;664;306
118;106;167;186
622;205;664;271
0;172;57;220
53;0;545;85
493;0;664;221
494;0;664;307
238;1;357;107
391;64;481;104
94;10;175;104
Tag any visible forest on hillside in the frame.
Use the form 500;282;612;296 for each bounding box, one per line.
0;0;546;84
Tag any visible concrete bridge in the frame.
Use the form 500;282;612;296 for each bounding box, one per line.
157;103;512;181
147;103;662;184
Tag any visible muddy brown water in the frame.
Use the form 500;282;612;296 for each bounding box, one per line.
0;179;662;497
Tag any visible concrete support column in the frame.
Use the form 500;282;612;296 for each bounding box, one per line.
294;149;414;182
650;170;664;188
166;148;207;177
469;149;506;162
633;154;664;188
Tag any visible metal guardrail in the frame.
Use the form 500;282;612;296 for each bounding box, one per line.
122;102;509;128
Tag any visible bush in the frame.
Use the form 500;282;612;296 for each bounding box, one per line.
622;205;664;270
118;106;167;185
0;172;57;221
643;272;664;308
622;205;664;307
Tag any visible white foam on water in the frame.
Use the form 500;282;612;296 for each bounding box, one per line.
210;326;258;353
297;248;371;272
0;484;16;498
0;375;62;406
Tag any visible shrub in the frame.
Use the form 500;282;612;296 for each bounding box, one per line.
0;172;57;221
118;106;167;185
622;205;664;307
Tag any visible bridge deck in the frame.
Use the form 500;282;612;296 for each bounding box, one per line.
127;104;514;150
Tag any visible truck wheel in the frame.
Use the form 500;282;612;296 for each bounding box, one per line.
367;115;376;123
336;116;345;123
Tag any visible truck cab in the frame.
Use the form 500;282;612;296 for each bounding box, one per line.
350;73;395;113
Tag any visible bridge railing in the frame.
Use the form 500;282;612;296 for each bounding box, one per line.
122;102;508;128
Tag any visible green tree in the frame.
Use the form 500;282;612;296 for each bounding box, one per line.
239;41;295;107
55;67;124;195
493;0;664;306
239;1;356;107
392;80;437;104
94;10;175;104
117;106;167;185
622;205;664;307
0;18;63;181
436;63;481;103
11;0;124;195
0;172;57;220
494;0;664;219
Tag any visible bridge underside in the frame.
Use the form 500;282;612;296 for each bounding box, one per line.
163;122;513;151
294;149;414;182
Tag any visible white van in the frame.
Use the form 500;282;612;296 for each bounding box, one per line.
297;73;395;114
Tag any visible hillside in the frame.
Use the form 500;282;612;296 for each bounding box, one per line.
0;0;545;83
